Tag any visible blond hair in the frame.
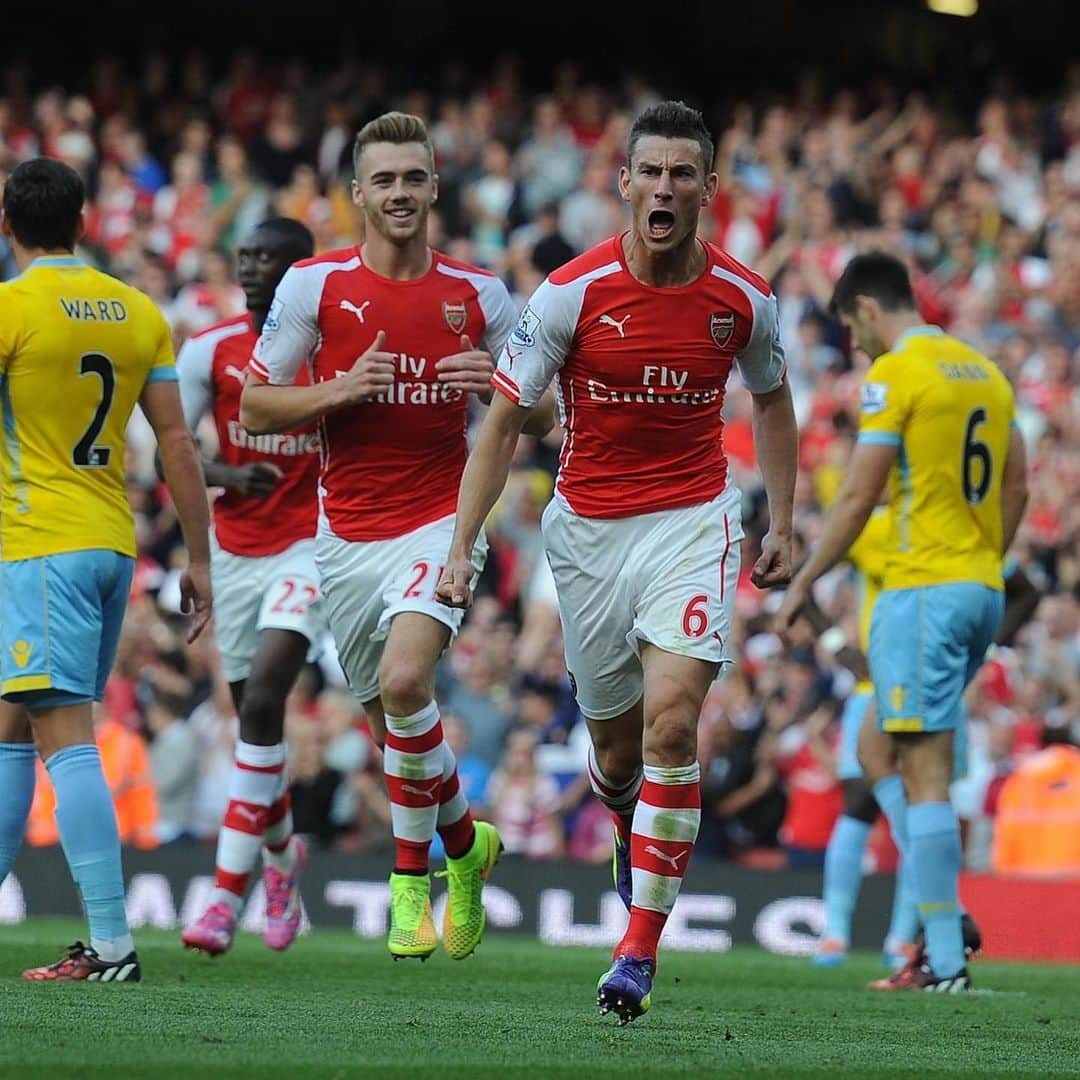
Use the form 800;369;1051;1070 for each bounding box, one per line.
352;111;435;175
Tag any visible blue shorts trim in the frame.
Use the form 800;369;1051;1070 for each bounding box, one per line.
869;583;1004;735
1;550;134;709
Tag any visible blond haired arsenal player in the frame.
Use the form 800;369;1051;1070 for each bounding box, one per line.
241;112;554;963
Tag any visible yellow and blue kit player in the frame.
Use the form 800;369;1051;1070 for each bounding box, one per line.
0;158;211;982
779;251;1028;991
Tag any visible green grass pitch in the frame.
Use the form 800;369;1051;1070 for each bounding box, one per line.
1;919;1078;1078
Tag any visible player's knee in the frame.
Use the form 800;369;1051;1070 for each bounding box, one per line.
643;708;698;768
843;780;878;823
857;727;894;784
592;737;641;785
377;659;430;716
900;766;951;804
238;683;286;742
896;736;952;803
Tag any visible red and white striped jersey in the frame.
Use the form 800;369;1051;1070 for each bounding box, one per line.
492;235;786;519
250;246;517;541
178;314;320;557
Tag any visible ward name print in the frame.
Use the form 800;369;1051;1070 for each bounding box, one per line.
59;297;127;322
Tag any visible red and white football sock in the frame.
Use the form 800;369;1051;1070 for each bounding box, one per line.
587;744;642;841
262;762;295;871
436;741;476;859
211;741;285;912
617;762;701;963
383;701;445;874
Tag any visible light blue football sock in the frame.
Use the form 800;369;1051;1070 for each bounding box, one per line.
47;744;133;960
907;801;965;979
822;815;872;944
872;774;909;860
0;743;36;885
885;852;921;949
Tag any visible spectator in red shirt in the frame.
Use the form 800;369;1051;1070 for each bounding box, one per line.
770;702;844;869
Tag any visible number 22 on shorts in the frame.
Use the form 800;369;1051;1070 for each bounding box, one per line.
270;578;319;616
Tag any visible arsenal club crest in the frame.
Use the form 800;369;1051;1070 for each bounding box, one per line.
709;312;736;348
443;301;468;334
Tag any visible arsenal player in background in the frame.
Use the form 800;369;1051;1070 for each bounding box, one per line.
439;101;799;1023
179;218;323;958
240;113;554;964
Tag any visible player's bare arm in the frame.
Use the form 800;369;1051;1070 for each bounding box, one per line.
240;330;396;434
800;591;872;683
1000;424;1029;554
998;564;1039;647
202;460;284;499
521;389;558;438
154;450;283;500
141;379;213;642
775;440;895;633
436;333;495;402
437;391;533;608
749;380;799;589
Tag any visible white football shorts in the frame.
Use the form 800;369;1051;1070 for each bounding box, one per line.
315;513;487;702
541;485;743;720
211;533;326;683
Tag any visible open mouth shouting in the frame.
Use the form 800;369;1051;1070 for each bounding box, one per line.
647;209;676;241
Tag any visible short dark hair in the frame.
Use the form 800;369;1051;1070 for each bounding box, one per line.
2;157;85;250
829;251;917;318
627;100;715;172
252;217;315;261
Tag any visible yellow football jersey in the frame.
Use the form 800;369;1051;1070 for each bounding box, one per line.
0;256;176;560
858;326;1014;592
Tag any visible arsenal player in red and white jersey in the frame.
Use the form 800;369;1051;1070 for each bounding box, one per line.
439;102;799;1022
240;113;552;963
179;218;324;959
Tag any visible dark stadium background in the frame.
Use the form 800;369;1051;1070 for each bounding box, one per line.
10;0;1077;100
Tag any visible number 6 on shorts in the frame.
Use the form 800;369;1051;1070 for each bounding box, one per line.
682;594;710;638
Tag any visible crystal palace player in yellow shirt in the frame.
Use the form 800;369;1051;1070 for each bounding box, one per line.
0;159;212;982
778;251;1028;992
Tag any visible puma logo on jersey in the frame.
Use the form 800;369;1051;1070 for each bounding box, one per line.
224;365;247;385
340;299;372;323
401;780;441;803
644;844;687;871
599;313;631;338
9;640;31;669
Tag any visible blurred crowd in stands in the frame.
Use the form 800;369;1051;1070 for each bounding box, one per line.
2;52;1078;875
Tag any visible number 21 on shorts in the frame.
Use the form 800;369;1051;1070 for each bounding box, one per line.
404;561;444;600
